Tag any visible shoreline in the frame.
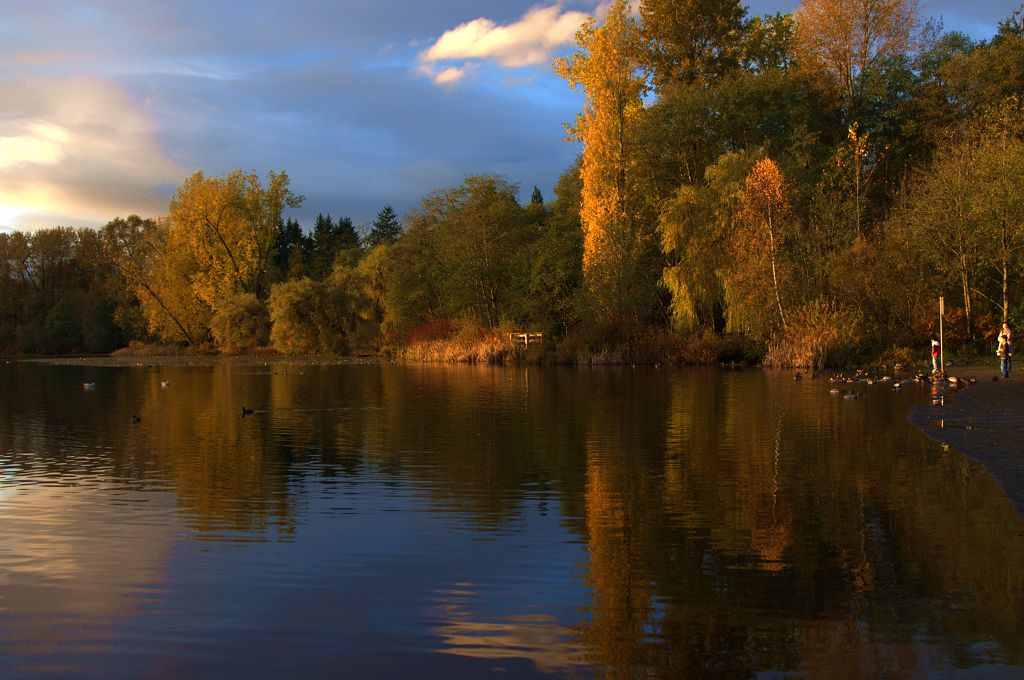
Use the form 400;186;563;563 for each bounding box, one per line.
907;363;1024;516
16;355;390;367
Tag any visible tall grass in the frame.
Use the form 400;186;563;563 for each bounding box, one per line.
764;299;863;369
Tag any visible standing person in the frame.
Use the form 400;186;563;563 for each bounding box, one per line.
998;330;1013;378
930;333;940;374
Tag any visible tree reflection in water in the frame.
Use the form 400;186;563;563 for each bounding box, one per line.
0;361;1020;677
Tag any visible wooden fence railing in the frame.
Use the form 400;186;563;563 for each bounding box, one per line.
507;332;544;347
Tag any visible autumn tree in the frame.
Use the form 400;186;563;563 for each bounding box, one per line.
210;292;271;351
736;157;792;331
102;216;195;344
794;0;924;121
168;169;302;306
555;0;659;324
268;267;371;355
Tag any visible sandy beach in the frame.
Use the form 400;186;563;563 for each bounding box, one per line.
909;363;1024;516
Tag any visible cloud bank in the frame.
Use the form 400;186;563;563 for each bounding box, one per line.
0;77;183;230
418;4;591;84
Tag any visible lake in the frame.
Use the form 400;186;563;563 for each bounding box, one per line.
0;360;1021;678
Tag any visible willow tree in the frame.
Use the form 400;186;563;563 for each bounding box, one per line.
168;169;303;307
555;0;657;325
659;150;758;332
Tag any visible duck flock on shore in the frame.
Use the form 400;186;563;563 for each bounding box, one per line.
792;363;976;404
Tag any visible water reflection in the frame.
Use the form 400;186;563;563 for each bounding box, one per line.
0;361;1021;677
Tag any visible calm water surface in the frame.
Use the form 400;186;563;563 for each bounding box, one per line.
0;361;1022;678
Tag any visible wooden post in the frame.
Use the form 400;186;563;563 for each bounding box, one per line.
939;296;945;375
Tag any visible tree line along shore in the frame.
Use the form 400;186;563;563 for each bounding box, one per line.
2;0;1023;369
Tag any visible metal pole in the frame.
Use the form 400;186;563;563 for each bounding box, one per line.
939;296;945;375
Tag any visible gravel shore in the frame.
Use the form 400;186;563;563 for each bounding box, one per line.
909;363;1024;516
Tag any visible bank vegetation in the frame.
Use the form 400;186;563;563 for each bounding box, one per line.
2;1;1024;369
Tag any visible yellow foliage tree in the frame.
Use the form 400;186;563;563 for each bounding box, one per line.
168;169;303;308
737;157;791;330
555;0;655;323
102;215;209;344
794;0;923;119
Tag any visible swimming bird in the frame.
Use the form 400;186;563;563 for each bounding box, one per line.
160;380;170;388
82;382;95;391
241;406;255;417
131;414;141;424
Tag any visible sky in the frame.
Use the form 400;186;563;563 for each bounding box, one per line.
0;1;1016;233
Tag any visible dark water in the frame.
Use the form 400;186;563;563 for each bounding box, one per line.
0;361;1022;679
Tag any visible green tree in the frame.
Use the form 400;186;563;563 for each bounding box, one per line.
274;217;306;280
523;164;584;338
659;150;756;332
379;216;440;339
639;0;747;89
414;175;531;328
41;299;79;354
309;213;338;278
334;215;362;268
365;204;403;247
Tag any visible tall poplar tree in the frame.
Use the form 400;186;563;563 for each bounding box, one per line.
555;0;658;324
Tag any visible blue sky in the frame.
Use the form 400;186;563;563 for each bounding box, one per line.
0;0;1014;232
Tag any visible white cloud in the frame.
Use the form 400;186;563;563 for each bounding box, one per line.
0;77;184;230
420;4;591;72
416;63;470;86
0;122;70;168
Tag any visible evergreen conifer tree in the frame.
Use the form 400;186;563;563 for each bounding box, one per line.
365;204;403;247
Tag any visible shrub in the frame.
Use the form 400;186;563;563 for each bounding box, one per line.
210;293;271;352
269;279;322;354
